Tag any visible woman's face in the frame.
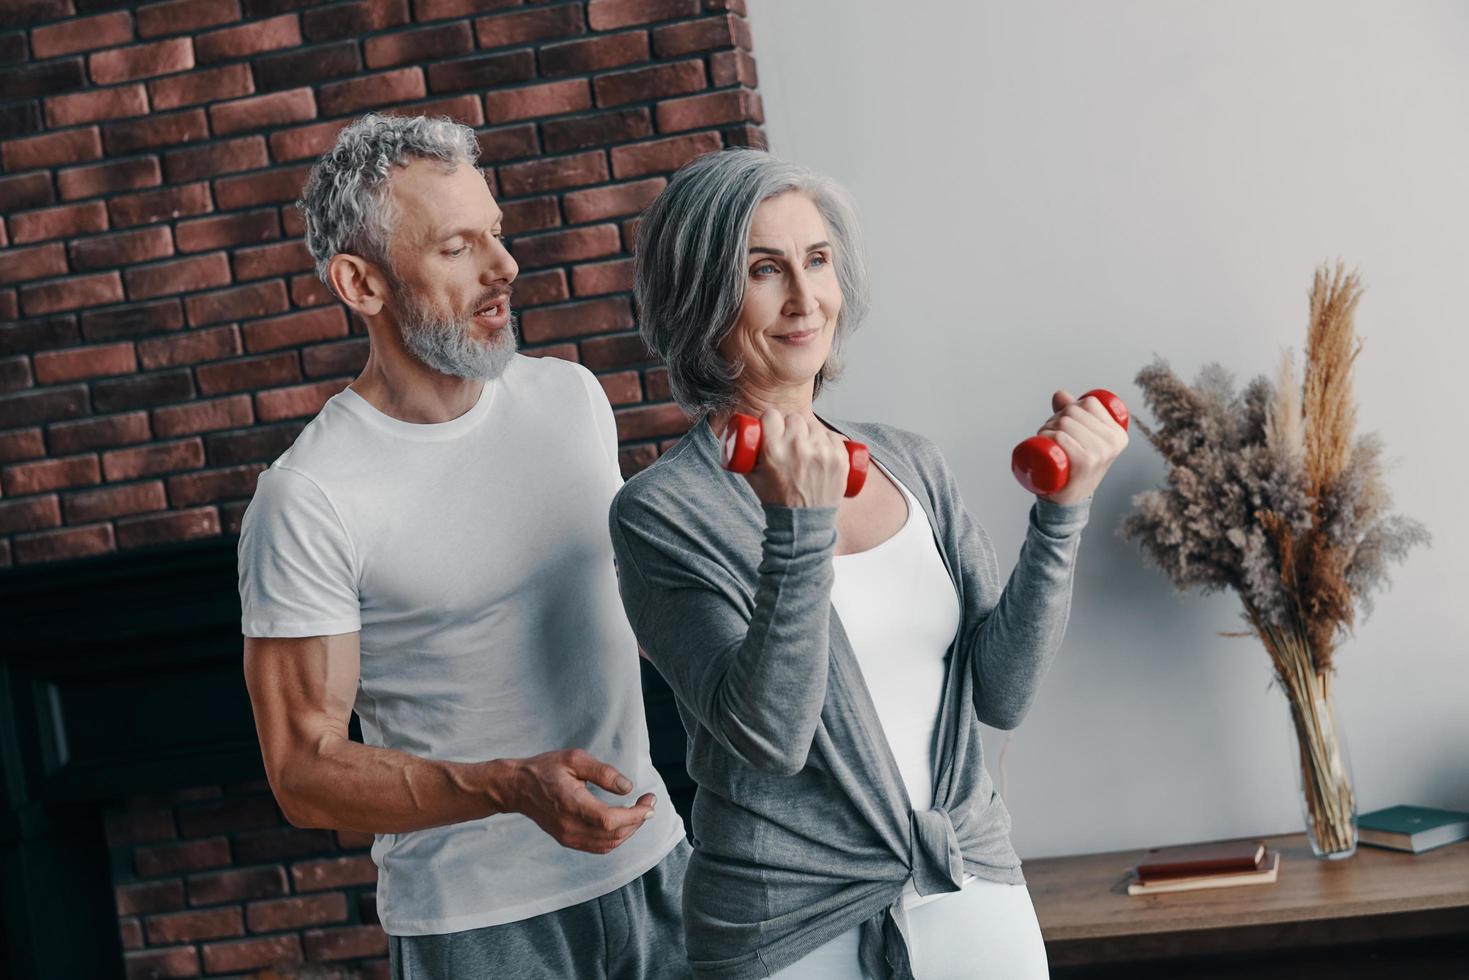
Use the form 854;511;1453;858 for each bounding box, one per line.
721;191;842;403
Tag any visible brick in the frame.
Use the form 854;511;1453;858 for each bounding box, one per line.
0;429;45;463
145;906;243;945
0;33;22;66
10;201;107;245
3;454;99;495
651;13;748;57
291;854;377;893
211;87;315;135
475;4;585;48
58;156;162;201
498;151;607;198
175;210;278;255
213;166;309;211
509;267;567;307
708;47;757;88
580;331;654;370
610;130;720;178
337;829;373;850
31;11;135;59
616;401;688;440
164;136;267;182
598;368;641;404
153;392;251;436
562;177;663;224
120;922;145;955
513;224;619;269
425;48;532;94
232;239;311;281
543;107;651;155
485;79;590;125
475;122;537;163
138;0;242;37
179;789;280;837
0;354;31;392
572;256;635;297
195;13;300;63
185;279;288;326
0;316;81;356
205;421;301;464
412;0;517;21
45;84;148;127
0;172;55;213
81;298;184;341
498;197;557;238
138;325;241;370
0;243;67;285
92;368;195;412
539;31;648;78
267;117;348;162
116;505;221;549
302;0;409;42
109;181;213;227
0;57;85;100
619;442;656;476
0;102;43;143
366;21;470;70
148;62;253;110
33;342;137;383
0;495;61;534
104;108;210;155
593;58;704;107
116;879;186;917
588;0;697;30
64;481;168;522
69;226;175;271
387;92;482;127
521;295;632;343
255;378;347;421
289;273;331;307
196;352;299;394
103;438;203;481
48;412;151;453
246;892;348;933
121;946;199;979
12;523;115;564
89;37;195;86
200;934;302;975
125;252;231;300
244;306;346;353
317;67;424;118
301;337;366;377
232;826;335;864
188;865;288;906
304;924;388;961
252;40;362;92
656;88;759;132
2;127;103;171
21;272;124;316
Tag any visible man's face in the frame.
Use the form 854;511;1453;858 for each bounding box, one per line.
381;158;520;380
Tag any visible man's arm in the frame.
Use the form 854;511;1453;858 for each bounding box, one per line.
242;633;656;853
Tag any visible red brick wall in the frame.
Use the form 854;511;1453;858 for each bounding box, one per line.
108;781;387;979
0;0;764;570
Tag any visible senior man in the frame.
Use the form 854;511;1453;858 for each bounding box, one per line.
237;113;689;979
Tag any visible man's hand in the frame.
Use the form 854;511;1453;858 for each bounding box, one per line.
508;749;656;854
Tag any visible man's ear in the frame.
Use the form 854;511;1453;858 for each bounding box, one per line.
328;252;389;318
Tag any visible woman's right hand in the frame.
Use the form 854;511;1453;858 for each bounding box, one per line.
739;409;851;509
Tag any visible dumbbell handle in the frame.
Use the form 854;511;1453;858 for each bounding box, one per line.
1011;389;1129;496
721;412;871;498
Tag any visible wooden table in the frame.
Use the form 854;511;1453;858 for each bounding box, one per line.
1025;832;1469;978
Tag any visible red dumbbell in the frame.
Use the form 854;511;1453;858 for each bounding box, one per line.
1011;388;1129;496
721;412;871;498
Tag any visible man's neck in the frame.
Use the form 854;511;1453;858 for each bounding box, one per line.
349;323;485;425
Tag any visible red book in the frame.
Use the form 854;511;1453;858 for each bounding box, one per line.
1135;840;1266;880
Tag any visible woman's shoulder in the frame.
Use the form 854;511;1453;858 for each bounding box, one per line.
834;418;951;476
612;422;732;522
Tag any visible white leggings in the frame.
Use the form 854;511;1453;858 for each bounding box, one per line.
769;879;1050;979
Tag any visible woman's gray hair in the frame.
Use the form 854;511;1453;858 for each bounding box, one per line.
298;112;480;295
635;148;870;418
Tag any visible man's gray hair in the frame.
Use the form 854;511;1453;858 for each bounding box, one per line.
634;148;870;418
298;113;480;295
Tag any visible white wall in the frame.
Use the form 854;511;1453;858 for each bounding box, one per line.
748;0;1469;858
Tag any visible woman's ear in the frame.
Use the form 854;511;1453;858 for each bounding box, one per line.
328;252;388;319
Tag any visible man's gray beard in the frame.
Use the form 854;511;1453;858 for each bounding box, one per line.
395;287;518;381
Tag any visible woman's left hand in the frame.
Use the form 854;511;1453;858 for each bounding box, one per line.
1035;389;1129;506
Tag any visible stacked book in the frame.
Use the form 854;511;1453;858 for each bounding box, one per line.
1127;839;1280;896
1358;804;1469;853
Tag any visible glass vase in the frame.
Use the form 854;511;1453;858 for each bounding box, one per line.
1286;687;1357;859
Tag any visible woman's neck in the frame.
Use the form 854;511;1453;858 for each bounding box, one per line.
709;382;817;434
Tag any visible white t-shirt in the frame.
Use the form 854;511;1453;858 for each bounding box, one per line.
830;465;974;909
237;354;685;936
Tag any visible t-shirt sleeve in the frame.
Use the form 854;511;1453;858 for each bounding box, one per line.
571;360;622;480
238;465;361;639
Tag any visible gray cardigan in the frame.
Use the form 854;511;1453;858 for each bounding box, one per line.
608;417;1088;979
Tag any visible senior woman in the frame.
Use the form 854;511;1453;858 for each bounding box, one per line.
609;148;1126;979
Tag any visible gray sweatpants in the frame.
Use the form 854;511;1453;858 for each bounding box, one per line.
389;839;692;980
